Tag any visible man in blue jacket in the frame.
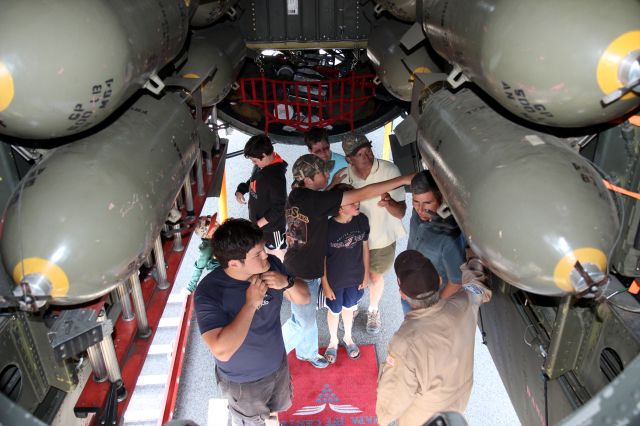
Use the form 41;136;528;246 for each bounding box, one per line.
405;171;466;312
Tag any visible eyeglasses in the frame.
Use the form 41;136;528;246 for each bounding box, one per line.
311;146;330;155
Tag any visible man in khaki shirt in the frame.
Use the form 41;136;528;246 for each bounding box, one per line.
376;251;492;426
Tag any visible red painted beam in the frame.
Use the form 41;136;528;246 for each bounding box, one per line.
159;292;194;425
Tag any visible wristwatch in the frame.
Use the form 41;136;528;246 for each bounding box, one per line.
285;275;296;290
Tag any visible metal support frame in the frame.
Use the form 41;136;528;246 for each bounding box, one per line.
205;150;213;175
86;344;107;383
172;222;184;253
153;236;170;290
543;295;586;379
115;282;135;322
170;198;184;252
558;352;640;425
183;173;194;217
196;150;205;196
129;272;151;339
143;253;153;269
175;189;184;211
97;313;127;402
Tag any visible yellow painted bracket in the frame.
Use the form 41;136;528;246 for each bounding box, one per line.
218;170;228;222
382;121;393;161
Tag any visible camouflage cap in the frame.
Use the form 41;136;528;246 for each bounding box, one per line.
292;154;335;181
342;133;372;156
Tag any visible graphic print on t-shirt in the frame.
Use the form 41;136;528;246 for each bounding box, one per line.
249;179;257;199
286;206;309;249
330;230;366;249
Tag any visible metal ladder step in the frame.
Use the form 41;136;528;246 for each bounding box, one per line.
123;280;189;424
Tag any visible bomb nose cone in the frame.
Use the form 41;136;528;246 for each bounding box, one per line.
0;0;190;139
555;251;609;297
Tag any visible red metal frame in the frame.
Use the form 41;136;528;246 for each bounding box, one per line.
237;73;377;133
73;151;222;424
159;289;194;425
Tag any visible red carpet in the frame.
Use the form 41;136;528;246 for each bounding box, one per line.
279;345;379;425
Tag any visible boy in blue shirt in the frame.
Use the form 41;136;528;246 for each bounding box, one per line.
304;127;348;187
321;184;369;362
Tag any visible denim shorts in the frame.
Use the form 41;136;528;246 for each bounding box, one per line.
215;355;292;425
325;286;364;314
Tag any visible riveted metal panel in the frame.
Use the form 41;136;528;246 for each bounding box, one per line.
240;0;371;47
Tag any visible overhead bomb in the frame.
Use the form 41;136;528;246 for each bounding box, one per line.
416;88;620;296
367;19;441;102
0;0;193;139
180;23;247;107
421;0;640;127
1;93;199;305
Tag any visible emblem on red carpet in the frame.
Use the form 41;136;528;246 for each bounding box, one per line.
280;345;379;425
294;384;362;415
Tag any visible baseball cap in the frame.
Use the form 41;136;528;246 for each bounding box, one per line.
194;213;219;239
394;250;440;299
342;133;372;156
292;154;334;182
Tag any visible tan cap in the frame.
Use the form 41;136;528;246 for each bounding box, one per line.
342;133;372;156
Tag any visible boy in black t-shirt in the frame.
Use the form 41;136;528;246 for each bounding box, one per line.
235;134;288;261
322;184;369;363
282;154;414;368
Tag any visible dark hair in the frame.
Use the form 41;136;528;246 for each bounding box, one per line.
211;218;264;268
304;127;329;150
244;134;274;159
410;170;443;203
330;183;354;217
330;183;354;193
